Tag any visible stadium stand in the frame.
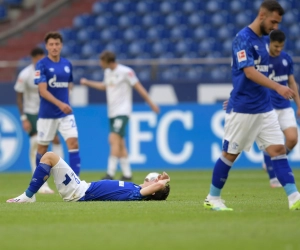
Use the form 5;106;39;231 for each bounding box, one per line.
0;0;300;83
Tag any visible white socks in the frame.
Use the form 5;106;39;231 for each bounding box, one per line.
107;156;118;177
120;157;132;178
52;143;64;158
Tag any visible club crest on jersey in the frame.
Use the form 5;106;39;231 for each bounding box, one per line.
49;68;54;72
34;70;41;79
64;66;70;73
237;50;247;62
282;59;288;67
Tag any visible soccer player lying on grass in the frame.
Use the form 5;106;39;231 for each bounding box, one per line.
6;152;170;203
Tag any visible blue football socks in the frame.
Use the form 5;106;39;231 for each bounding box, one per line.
272;155;298;196
263;152;276;179
25;163;51;198
35;153;43;168
69;149;81;176
210;156;232;197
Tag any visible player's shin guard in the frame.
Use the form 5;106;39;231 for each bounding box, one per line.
26;163;51;197
210;156;232;197
69;149;81;176
264;152;276;179
29;135;38;173
272;155;298;196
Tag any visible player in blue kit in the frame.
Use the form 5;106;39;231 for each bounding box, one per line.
262;30;300;188
6;152;171;203
34;32;81;176
204;1;300;211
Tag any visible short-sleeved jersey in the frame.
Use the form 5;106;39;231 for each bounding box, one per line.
34;57;73;119
79;180;145;201
14;64;40;114
227;27;272;114
104;64;139;118
268;51;293;109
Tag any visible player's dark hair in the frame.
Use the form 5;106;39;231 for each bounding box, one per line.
145;185;170;201
44;31;63;43
260;0;285;16
100;50;116;63
30;47;44;57
270;29;286;43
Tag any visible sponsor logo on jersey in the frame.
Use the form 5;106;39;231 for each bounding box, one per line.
282;59;288;67
48;75;68;88
269;70;288;82
237;50;247;62
34;70;41;79
119;181;124;187
64;66;70;73
0;108;23;172
254;56;268;72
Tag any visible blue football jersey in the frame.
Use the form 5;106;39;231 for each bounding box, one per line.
79;180;145;201
34;57;73;118
268;51;293;109
227;27;272;114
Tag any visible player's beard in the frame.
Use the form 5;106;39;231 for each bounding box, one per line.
260;21;270;35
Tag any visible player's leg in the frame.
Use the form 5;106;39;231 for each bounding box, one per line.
26;114;38;173
264;108;298;188
103;132;121;179
36;118;58;193
259;110;300;210
52;133;64;159
59;115;81;176
6;152;59;203
205;112;260;211
117;116;131;181
120;138;132;181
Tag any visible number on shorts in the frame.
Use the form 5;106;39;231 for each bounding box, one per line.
113;119;123;131
70;118;76;128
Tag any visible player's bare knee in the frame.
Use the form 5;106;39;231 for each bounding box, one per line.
40;152;57;167
266;145;286;157
66;138;79;150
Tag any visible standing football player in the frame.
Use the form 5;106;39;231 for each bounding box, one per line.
262;29;300;187
14;47;64;193
80;51;159;181
204;1;300;211
34;32;81;176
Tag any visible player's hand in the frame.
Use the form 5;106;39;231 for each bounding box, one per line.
151;103;160;114
22;119;31;132
59;103;72;114
80;78;88;85
223;100;228;110
276;85;295;100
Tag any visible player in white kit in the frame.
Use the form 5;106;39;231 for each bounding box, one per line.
80;51;159;181
14;47;64;194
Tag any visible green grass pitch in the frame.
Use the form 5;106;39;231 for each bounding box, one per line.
1;169;300;250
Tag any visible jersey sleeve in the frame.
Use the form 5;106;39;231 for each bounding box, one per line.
34;61;47;85
286;53;294;76
232;34;255;70
14;69;26;93
125;69;139;86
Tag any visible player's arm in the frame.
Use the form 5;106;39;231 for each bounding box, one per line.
80;78;106;91
38;82;72;114
288;75;300;116
243;66;294;99
133;82;160;113
140;178;170;197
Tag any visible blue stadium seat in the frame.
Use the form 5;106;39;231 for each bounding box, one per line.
73;14;95;29
189;12;204;27
91;1;113;14
137;68;151;82
128;41;144;57
222;39;232;57
288;24;300;40
160;1;173;15
91;70;104;81
59;28;77;42
183;1;196;14
0;5;7;20
211;13;226;28
235;11;252;28
230;0;243;13
218;24;234;41
206;1;221;13
194;26;209;42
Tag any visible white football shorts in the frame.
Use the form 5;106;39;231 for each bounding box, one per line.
37;114;78;145
275;107;297;131
51;157;90;202
223;110;284;154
